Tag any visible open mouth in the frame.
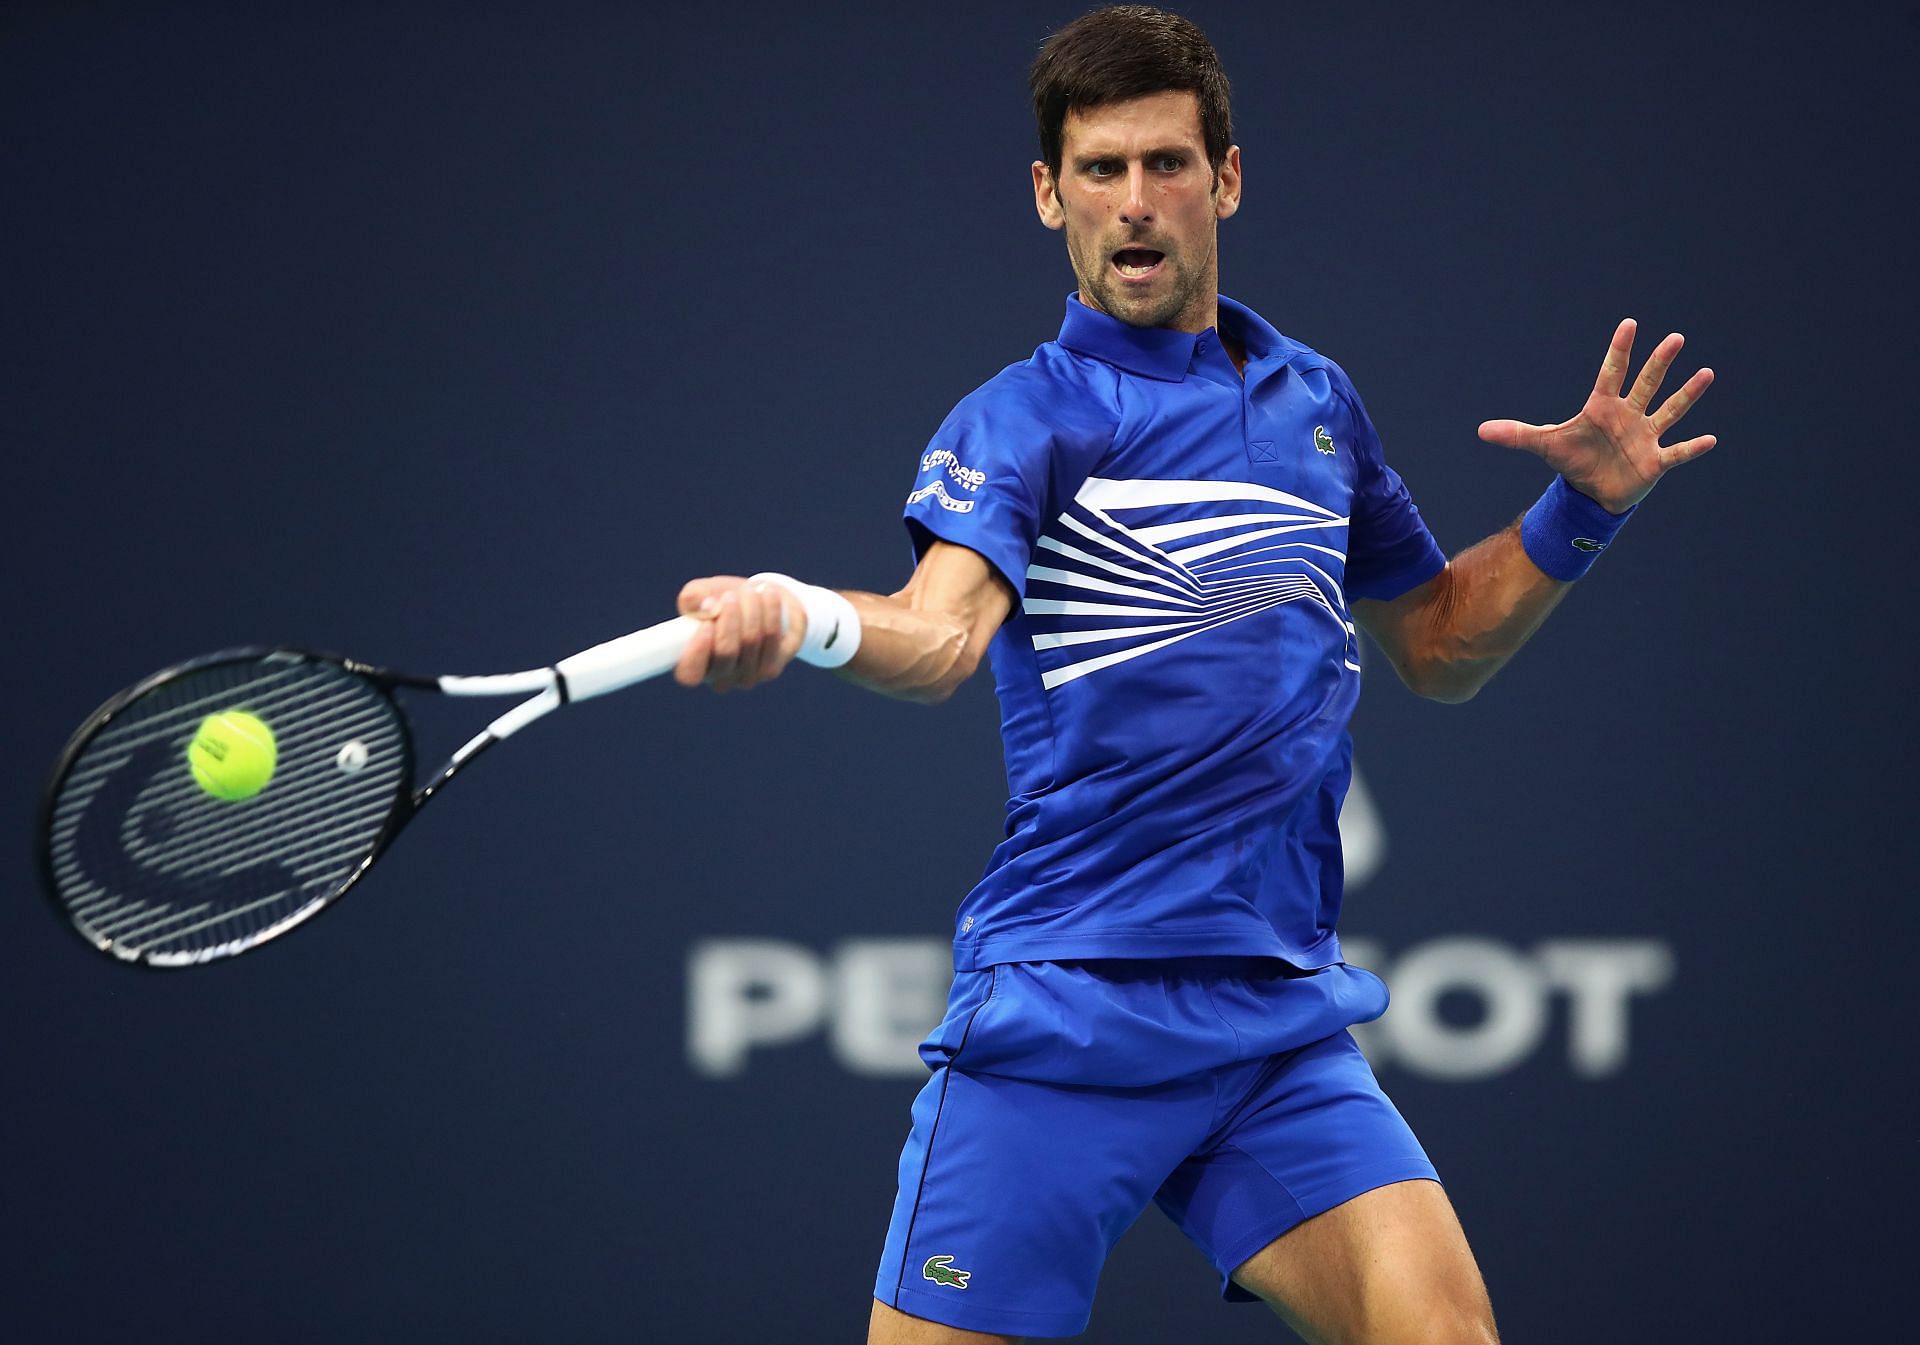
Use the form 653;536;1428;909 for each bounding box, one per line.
1111;247;1166;281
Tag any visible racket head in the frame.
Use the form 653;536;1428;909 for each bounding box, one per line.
37;648;417;967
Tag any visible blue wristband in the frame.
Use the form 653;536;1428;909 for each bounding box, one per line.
1520;477;1635;581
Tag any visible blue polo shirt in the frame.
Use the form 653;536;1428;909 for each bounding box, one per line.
904;294;1444;971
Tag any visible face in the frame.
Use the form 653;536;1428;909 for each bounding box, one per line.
1032;90;1241;332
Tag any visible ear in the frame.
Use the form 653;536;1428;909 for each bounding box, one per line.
1032;160;1065;231
1213;145;1242;221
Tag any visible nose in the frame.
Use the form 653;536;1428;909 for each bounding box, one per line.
1119;163;1152;226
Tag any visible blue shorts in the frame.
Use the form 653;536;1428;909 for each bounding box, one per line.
873;958;1437;1339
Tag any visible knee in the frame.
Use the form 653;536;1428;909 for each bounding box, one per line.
1396;1302;1497;1345
1343;1294;1496;1345
1454;1309;1500;1345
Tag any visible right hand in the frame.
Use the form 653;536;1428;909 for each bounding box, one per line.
671;576;805;692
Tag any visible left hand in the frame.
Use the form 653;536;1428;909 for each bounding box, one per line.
1477;318;1716;514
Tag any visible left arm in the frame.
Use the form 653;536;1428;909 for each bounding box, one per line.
1354;318;1716;703
1353;524;1566;704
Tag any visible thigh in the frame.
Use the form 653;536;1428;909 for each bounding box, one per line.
1229;1179;1497;1345
873;1065;1209;1340
868;1298;1019;1345
1155;1029;1439;1297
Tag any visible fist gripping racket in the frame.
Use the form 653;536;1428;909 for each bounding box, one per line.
37;618;698;967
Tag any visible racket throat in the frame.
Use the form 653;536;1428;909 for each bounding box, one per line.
414;732;502;810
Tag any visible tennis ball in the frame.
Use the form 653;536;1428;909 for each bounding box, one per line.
187;710;278;801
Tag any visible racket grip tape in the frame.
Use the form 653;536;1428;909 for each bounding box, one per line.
555;616;700;700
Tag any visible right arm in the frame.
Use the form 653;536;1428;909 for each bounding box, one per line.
671;540;1013;703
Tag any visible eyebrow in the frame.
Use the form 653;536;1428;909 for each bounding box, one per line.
1071;143;1200;167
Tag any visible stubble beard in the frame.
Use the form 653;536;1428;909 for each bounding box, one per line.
1068;226;1215;331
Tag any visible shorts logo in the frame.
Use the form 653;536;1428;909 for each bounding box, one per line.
1313;425;1337;456
906;480;976;514
922;1255;971;1290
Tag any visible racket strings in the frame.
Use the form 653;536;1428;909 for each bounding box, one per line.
45;656;410;964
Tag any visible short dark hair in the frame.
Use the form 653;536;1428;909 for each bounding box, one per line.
1029;5;1233;180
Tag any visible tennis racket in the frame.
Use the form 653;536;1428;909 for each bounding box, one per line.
37;617;699;967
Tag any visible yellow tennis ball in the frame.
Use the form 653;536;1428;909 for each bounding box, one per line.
187;710;278;801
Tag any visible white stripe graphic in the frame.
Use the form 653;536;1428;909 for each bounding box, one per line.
1130;510;1338;547
1078;476;1340;517
1026;475;1359;686
1024;565;1205;608
1065;506;1202;591
1033;580;1331;651
1042;589;1335;688
1033;535;1200;599
1166;518;1349;565
1192;540;1351;574
1033;619;1202;650
1024;598;1208;620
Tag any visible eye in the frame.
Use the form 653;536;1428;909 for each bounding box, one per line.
1155;154;1185;172
1086;159;1119;178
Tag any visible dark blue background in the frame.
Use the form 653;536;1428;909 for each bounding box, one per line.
4;3;1912;1341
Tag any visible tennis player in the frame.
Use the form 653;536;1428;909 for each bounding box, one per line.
672;7;1715;1342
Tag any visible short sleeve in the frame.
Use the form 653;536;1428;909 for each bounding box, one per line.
1330;365;1446;601
902;366;1066;599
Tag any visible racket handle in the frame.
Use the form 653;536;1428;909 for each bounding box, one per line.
556;616;699;701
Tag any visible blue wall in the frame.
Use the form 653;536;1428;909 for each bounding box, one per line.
4;4;1911;1341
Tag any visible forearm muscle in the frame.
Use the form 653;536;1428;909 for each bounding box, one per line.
1375;522;1571;702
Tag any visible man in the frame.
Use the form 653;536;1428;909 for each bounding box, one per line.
671;7;1714;1342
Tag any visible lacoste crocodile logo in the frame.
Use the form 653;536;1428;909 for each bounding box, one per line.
1313;425;1336;456
824;619;840;649
1570;538;1604;553
923;1255;971;1289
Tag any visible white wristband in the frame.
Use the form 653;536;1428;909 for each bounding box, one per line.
747;572;862;669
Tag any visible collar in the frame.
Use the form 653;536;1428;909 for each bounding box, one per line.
1055;292;1288;381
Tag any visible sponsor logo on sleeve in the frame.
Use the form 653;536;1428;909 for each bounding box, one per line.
1313;425;1337;456
920;449;986;492
906;480;976;514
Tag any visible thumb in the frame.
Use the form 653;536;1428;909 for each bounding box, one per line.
1477;419;1546;453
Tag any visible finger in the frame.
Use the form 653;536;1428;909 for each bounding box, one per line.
723;589;761;692
775;590;805;664
1478;419;1550;453
738;581;765;651
673;621;713;687
754;586;804;673
1626;332;1683;412
1651;366;1715;435
741;585;782;687
1658;433;1717;470
749;583;796;683
1592;318;1636;397
677;576;740;617
708;590;742;691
